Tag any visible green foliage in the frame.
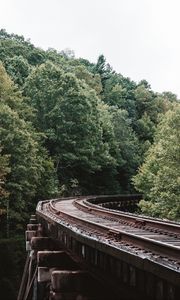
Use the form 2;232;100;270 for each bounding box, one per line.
134;83;154;119
24;61;117;193
4;55;30;86
135;113;155;141
0;29;45;69
102;73;137;122
111;108;140;191
93;54;113;90
0;63;58;229
1;29;179;219
133;83;177;146
0;148;10;197
0;30;32;66
103;77;177;158
73;65;102;95
133;105;180;220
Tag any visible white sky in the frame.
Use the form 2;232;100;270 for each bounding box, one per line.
1;0;180;97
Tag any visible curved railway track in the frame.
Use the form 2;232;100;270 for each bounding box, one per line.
37;195;180;270
18;195;180;300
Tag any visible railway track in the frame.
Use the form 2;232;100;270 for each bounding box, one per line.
17;195;180;300
37;196;180;270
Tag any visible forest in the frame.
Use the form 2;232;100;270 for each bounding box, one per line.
0;28;180;229
0;29;179;299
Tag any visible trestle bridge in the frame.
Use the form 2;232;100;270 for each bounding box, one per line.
18;195;180;300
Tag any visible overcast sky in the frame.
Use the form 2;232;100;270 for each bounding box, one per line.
1;0;180;97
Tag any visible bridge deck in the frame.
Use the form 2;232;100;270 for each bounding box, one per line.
19;195;180;300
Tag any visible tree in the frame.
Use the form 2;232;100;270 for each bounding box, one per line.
0;29;45;68
103;73;136;117
134;83;154;120
111;108;140;191
4;55;30;86
132;83;177;155
0;61;30;117
0;148;10;198
133;105;180;220
24;61;116;194
93;55;113;90
73;65;102;95
0;63;58;231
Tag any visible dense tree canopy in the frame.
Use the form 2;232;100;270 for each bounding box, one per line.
0;29;179;229
0;63;57;228
0;148;10;198
24;62;118;194
133;105;180;220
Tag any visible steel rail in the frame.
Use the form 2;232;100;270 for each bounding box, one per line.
43;198;180;261
75;196;180;235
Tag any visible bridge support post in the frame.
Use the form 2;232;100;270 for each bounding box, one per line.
50;270;87;300
35;250;83;300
